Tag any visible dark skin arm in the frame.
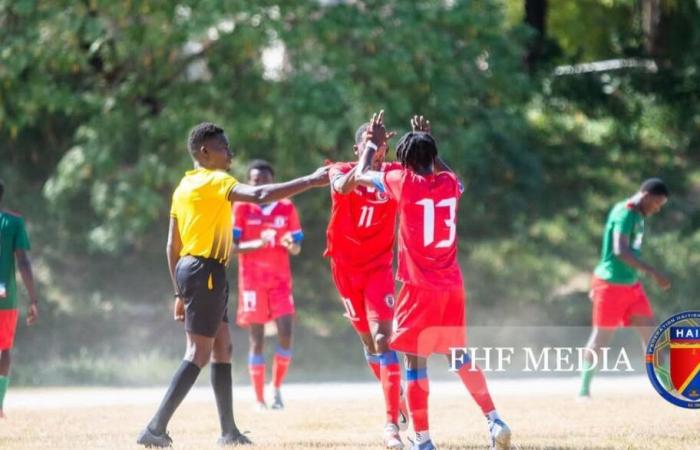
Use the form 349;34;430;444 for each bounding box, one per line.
280;232;301;256
232;232;301;255
15;250;38;326
332;165;361;195
613;232;671;290
166;217;185;321
229;166;329;204
333;128;397;195
231;237;266;254
355;111;389;188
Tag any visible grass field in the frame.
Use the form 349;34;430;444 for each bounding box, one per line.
1;377;699;449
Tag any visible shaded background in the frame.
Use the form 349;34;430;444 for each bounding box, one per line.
2;0;699;385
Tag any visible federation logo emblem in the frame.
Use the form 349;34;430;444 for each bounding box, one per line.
646;311;700;408
670;326;700;400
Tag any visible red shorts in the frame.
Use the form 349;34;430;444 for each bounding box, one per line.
236;280;295;326
590;276;654;328
390;284;466;357
330;262;395;334
0;309;19;350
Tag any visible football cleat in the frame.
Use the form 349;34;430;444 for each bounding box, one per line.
136;427;173;448
383;423;404;449
217;431;253;446
398;385;409;431
407;438;436;450
488;418;511;450
271;388;284;410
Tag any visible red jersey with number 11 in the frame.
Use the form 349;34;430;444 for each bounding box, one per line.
325;162;401;270
381;169;464;288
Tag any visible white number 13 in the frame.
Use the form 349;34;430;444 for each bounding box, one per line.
416;198;456;248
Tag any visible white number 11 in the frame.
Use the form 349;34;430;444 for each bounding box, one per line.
358;205;374;227
416;198;456;248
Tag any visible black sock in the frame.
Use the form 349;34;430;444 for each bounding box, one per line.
211;362;238;436
148;360;201;434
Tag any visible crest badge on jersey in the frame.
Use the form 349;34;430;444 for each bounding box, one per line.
385;294;395;308
646;311;700;408
274;216;286;228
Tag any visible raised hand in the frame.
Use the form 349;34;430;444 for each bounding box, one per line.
411;115;431;134
364;110;387;150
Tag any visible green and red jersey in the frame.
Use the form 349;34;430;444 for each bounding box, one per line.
0;211;31;310
594;201;644;285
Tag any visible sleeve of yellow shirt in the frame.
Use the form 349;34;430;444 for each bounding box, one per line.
216;172;238;201
169;189;179;219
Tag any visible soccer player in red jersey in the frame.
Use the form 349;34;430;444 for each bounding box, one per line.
355;113;511;450
233;160;303;410
325;123;408;448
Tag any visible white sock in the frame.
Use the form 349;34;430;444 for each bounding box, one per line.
486;410;500;422
415;431;431;444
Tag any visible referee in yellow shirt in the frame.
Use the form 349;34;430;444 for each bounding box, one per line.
137;123;329;447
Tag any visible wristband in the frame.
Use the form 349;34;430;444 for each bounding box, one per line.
174;293;184;298
364;142;378;152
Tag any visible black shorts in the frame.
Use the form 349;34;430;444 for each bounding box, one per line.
176;255;229;338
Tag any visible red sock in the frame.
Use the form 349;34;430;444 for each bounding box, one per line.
248;353;265;403
406;368;429;432
365;351;381;380
272;347;292;389
380;351;401;424
456;361;495;414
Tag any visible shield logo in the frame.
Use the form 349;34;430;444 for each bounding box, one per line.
670;326;700;400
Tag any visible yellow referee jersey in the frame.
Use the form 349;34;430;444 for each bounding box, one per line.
170;168;239;263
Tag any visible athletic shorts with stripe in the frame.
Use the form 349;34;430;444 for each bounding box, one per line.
176;255;229;338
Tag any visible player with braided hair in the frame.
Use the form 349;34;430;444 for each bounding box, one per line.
354;112;511;450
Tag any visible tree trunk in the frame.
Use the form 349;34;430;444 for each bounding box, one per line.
641;0;662;56
524;0;547;70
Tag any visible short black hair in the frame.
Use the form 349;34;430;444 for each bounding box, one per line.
247;159;274;177
395;131;437;172
355;123;370;145
0;179;4;202
187;122;225;155
640;178;669;197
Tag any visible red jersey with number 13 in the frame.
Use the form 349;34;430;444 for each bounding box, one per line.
325;162;401;270
382;169;464;288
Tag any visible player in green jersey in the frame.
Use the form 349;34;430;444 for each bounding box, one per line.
0;180;39;417
579;178;671;398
